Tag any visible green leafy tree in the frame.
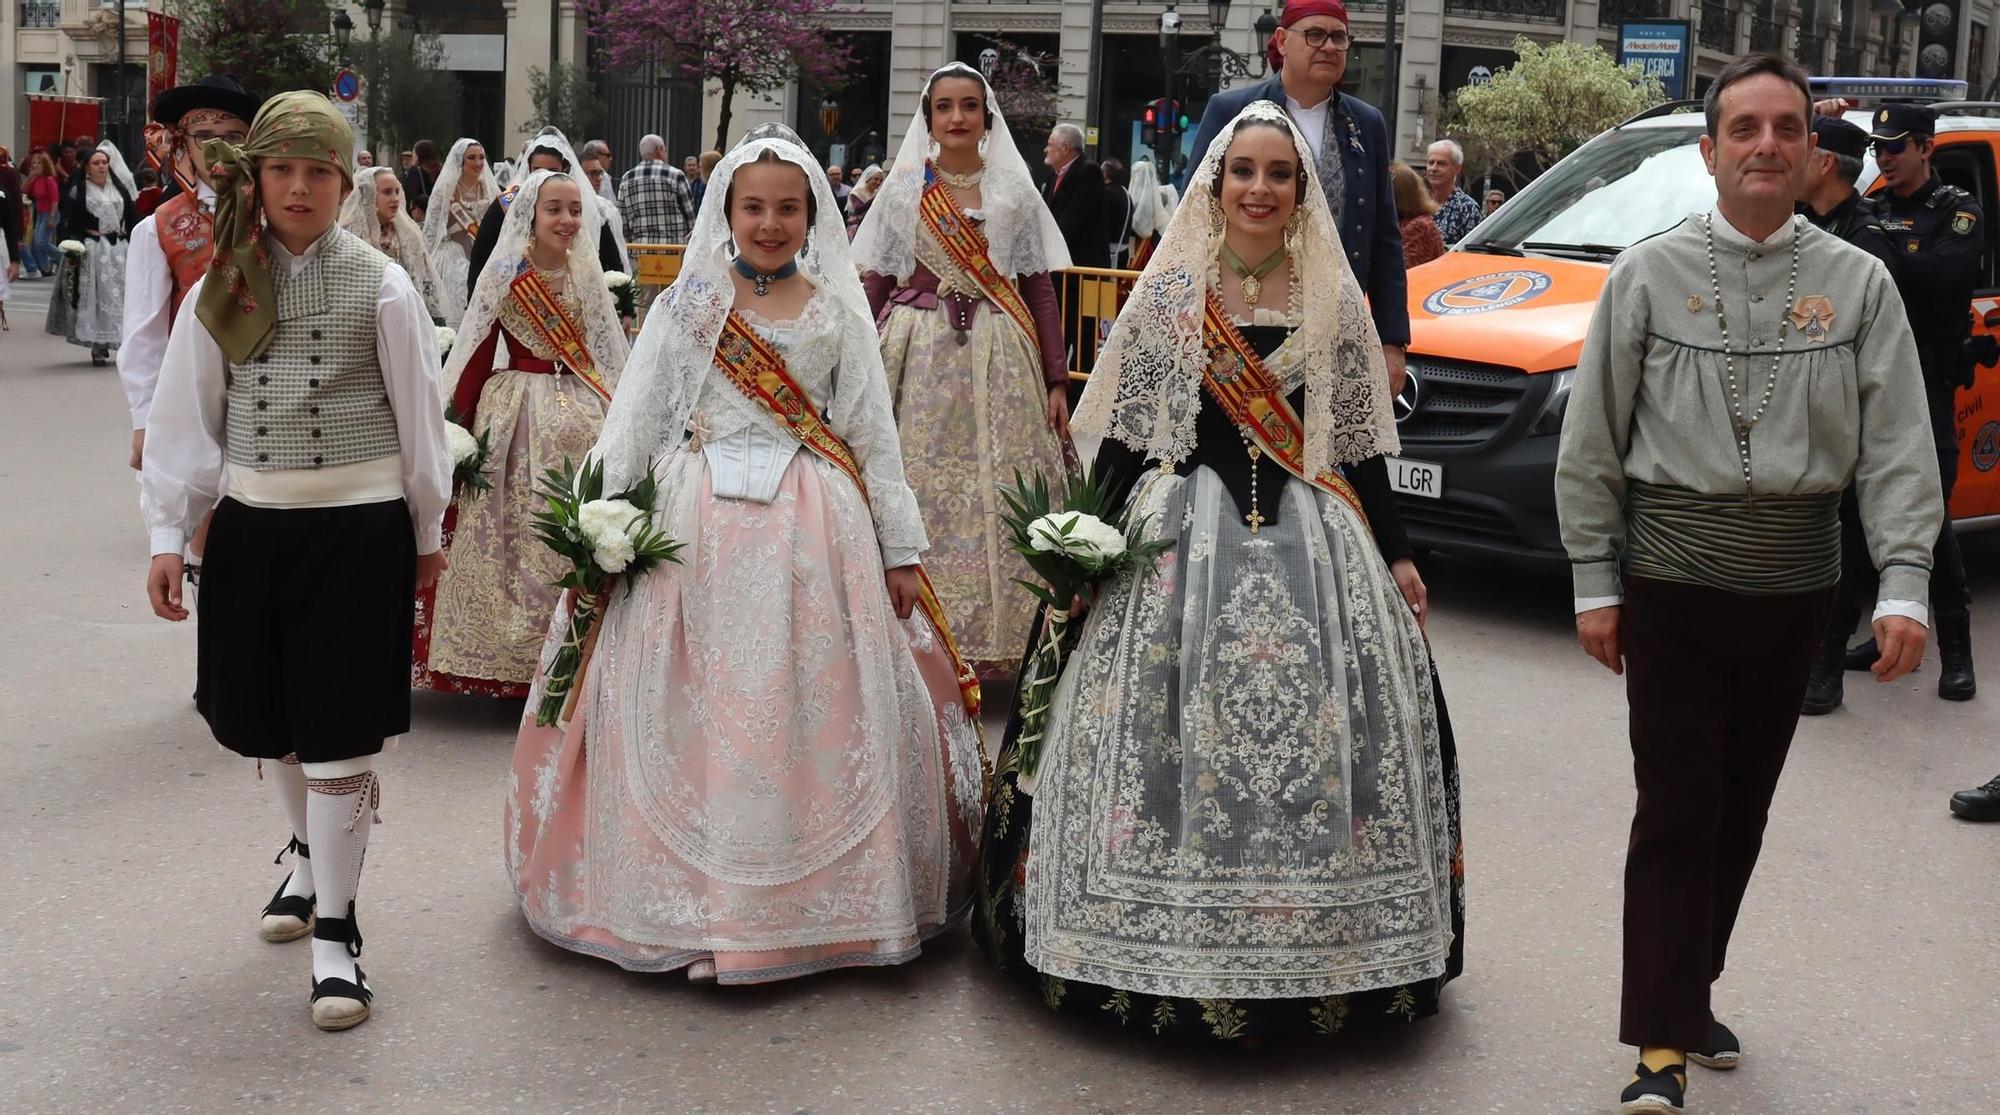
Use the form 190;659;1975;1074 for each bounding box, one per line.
1450;38;1667;180
359;30;461;155
522;62;607;141
171;0;338;98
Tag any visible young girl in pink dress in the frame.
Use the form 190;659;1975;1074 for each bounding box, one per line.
505;126;984;983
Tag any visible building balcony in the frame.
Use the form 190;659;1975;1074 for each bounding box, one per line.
1835;39;1863;74
1443;0;1566;25
1698;0;1737;51
1795;28;1826;68
1599;0;1667;31
1749;15;1786;54
20;0;61;26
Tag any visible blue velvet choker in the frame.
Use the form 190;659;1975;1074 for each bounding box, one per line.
733;254;798;295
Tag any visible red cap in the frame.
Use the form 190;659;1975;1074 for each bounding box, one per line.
1267;0;1350;70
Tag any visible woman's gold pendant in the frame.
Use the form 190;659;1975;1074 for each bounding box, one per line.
1241;274;1262;304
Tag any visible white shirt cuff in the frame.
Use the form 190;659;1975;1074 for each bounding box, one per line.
150;530;187;558
882;546;920;570
1873;599;1928;628
1575;594;1622;614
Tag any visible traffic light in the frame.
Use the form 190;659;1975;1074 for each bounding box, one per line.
1915;0;1965;79
1142;101;1158;146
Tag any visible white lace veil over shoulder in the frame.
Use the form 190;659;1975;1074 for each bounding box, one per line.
1071;99;1397;479
441;168;628;407
592;125;890;493
341;166;439;295
1128;158;1166;240
420;137;500;254
850;63;1071;281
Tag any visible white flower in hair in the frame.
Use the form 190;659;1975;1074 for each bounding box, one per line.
1027;511;1127;562
444;423;481;467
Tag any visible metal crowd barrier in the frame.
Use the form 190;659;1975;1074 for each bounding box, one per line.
624;242;1141;381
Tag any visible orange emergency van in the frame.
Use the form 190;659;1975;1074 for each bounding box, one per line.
1393;81;2000;561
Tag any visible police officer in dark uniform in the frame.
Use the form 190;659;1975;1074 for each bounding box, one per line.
1845;102;1978;707
1801;115;1904;714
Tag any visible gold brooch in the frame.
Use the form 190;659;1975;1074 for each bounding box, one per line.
1687;295;1703;313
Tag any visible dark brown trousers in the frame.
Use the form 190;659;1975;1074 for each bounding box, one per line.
1618;575;1833;1050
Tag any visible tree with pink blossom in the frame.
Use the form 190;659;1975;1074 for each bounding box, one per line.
582;0;858;152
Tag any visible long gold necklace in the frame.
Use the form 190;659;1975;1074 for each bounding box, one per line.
1220;242;1288;305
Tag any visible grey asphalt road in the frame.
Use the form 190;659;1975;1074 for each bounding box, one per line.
3;307;1996;1114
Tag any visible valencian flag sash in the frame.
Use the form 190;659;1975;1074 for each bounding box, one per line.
1199;293;1369;527
711;311;982;718
916;166;1041;352
508;268;613;402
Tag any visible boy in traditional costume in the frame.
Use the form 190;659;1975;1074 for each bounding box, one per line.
141;91;453;1032
121;74;259;472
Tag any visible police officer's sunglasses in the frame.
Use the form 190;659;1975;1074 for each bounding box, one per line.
1871;137;1924;155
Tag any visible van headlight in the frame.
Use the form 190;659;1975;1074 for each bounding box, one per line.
1528;369;1575;437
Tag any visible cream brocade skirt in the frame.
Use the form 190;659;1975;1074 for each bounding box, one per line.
879;302;1066;666
427;369;606;687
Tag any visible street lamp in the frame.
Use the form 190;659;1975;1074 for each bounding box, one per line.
331;9;353;65
1160;3;1183;171
361;0;384;159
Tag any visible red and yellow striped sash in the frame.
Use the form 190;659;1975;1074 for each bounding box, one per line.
711;311;982;718
916;171;1040;352
507;269;612;402
1199;294;1369;527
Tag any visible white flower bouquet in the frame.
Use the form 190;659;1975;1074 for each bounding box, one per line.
57;240;86;309
529;455;684;727
604;270;637;318
58;239;86;256
999;469;1172;792
435;324;458;357
442;401;491;493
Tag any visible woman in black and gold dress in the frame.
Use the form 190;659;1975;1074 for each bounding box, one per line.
973;101;1464;1040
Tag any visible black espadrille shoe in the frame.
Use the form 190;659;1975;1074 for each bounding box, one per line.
259;838;314;943
1618;1061;1687;1114
1688;1018;1741;1070
309;905;372;1032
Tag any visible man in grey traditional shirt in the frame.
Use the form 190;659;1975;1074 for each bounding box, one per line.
1555;56;1942;1115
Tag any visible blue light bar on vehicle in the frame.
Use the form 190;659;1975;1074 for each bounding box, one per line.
1808;76;1969;103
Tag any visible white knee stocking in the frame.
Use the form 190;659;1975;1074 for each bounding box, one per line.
303;756;378;985
268;756;314;901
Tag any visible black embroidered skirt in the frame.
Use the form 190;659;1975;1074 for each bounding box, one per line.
195;497;417;762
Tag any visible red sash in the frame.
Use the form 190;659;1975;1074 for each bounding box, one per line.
1199;294;1369;527
711;311;982;718
505;269;613;403
155;190;213;328
916;170;1040;351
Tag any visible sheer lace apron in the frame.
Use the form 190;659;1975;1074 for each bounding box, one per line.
1023;466;1454;999
878;230;1065;667
505;449;984;981
72;237;127;345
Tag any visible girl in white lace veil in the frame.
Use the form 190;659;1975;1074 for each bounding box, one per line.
1074;99;1397;481
595;128;877;494
442;167;623;404
1127;157;1167;241
412;167;628;698
422;137;499;325
851;62;1070;280
507;124;985;984
341;166;442;320
972;99;1459;1040
94;139;138;198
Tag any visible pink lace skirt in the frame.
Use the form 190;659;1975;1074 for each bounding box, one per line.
505;449;985;983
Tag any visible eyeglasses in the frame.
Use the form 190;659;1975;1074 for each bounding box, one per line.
1871;137;1918;155
1293;27;1352;51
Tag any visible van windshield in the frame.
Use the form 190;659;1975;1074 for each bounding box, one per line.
1468;122;1716;254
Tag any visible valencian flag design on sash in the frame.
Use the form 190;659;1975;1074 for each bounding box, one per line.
712;311;982;719
917;165;1041;352
508;267;613;402
1200;293;1370;527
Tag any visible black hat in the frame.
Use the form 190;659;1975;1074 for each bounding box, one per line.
151;74;260;128
1812;116;1869;160
1868;102;1936;142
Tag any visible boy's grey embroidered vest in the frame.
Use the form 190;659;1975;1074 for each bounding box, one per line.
225;229;398;471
